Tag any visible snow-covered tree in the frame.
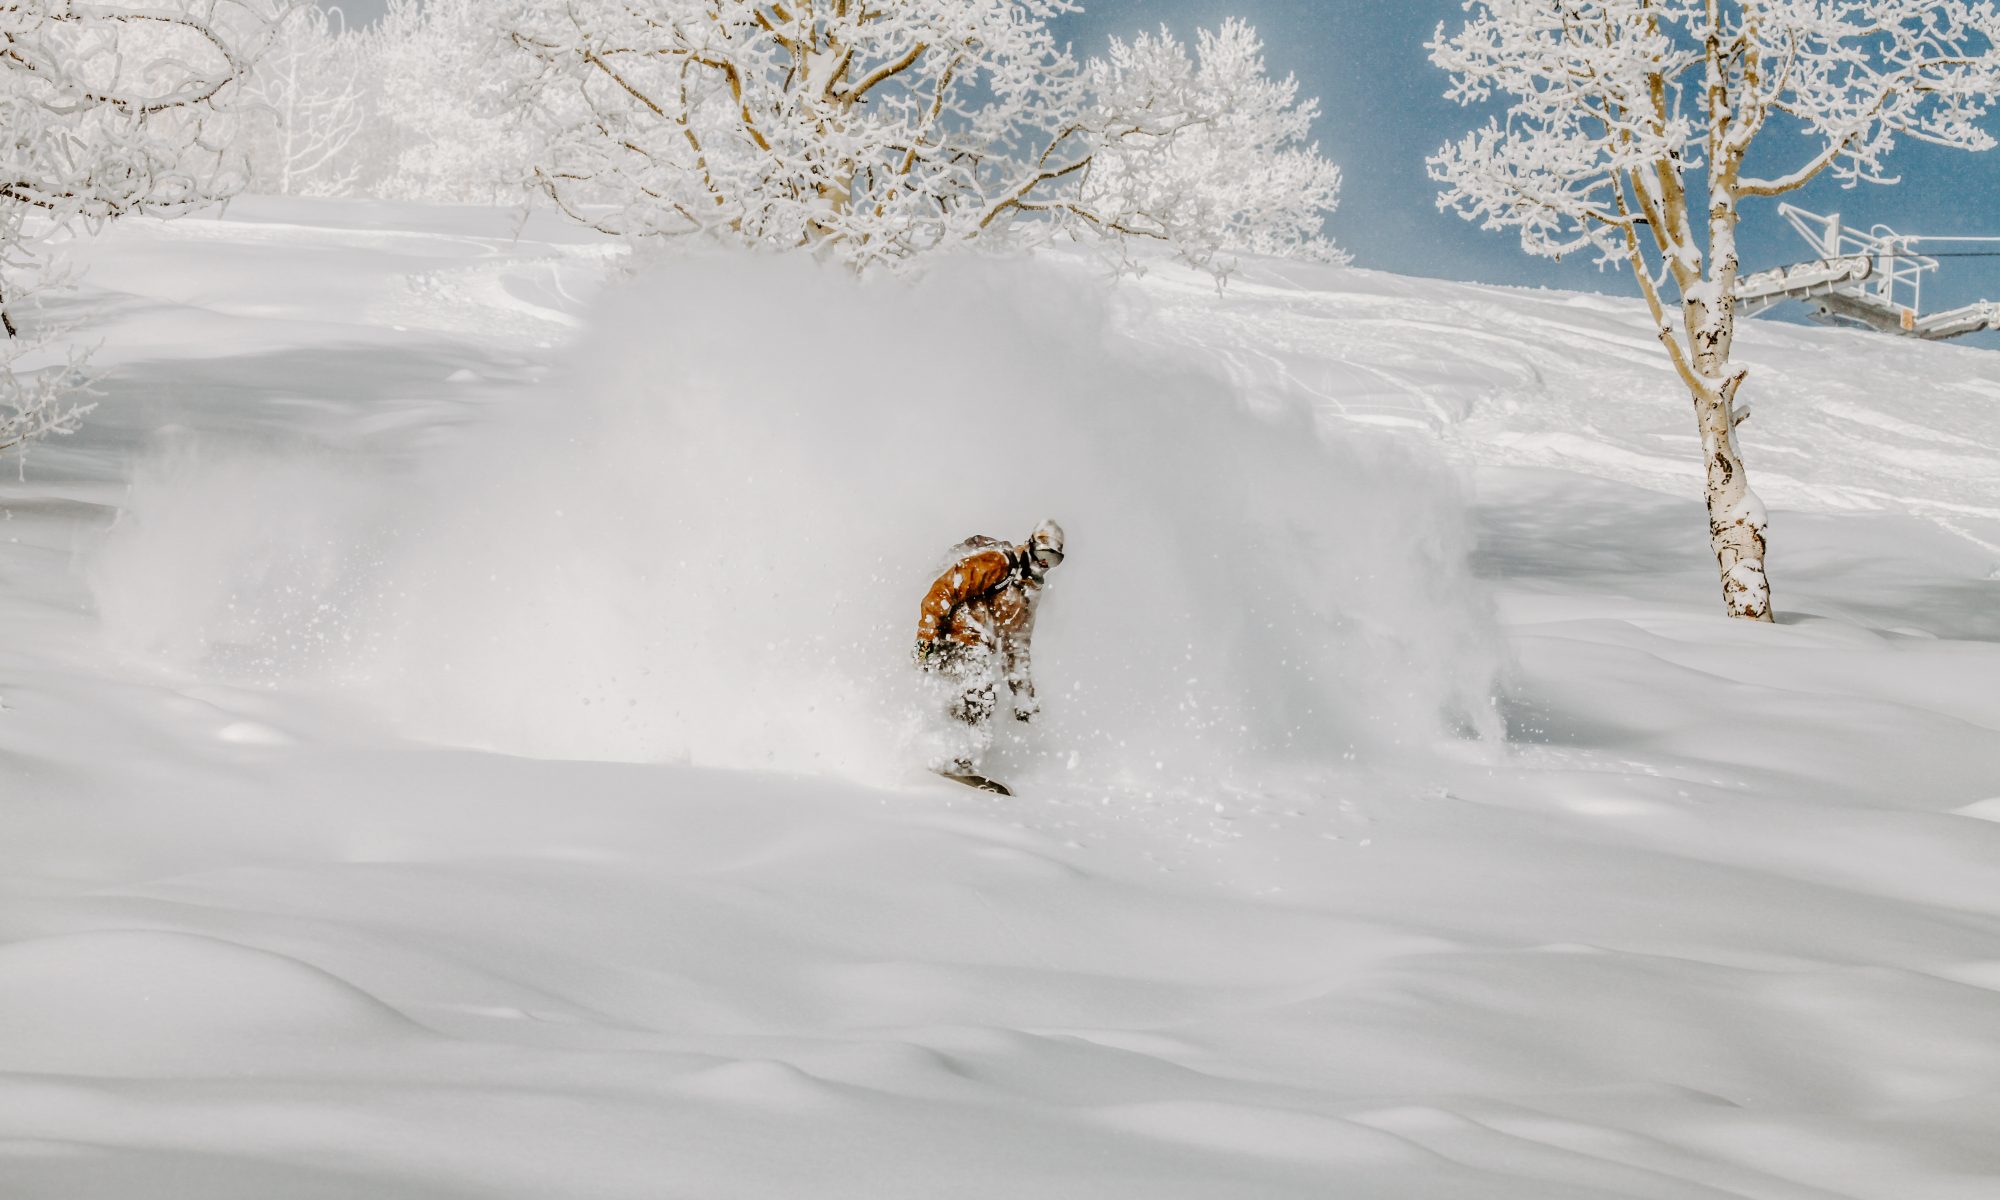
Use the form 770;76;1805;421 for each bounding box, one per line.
1081;22;1345;269
1;1;268;230
372;0;539;204
498;3;1341;271
1430;1;2000;622
2;0;272;454
238;2;366;196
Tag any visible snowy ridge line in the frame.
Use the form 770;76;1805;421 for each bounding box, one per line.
125;212;627;259
1099;248;2000;564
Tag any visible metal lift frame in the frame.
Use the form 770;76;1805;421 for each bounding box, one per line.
1734;204;2000;341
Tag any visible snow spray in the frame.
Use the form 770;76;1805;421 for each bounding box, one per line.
91;254;1501;789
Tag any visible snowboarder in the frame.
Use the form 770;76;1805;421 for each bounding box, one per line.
913;519;1066;792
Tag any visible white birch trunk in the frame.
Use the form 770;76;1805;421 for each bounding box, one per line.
1682;289;1771;622
1689;19;1773;623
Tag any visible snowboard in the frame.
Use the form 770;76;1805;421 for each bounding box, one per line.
935;770;1012;796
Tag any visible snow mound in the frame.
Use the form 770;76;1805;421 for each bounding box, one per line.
91;254;1500;790
0;930;419;1075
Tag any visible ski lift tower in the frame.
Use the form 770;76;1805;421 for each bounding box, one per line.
1734;204;2000;341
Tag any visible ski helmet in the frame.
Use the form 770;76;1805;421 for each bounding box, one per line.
1028;519;1065;573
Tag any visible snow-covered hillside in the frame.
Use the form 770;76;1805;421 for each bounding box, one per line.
3;198;1999;1199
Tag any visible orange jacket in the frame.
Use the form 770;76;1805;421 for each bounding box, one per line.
916;539;1047;715
916;544;1037;648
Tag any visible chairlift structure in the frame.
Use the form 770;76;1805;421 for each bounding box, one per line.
1734;203;2000;340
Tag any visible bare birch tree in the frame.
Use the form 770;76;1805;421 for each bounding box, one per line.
2;0;272;454
498;2;1341;271
1430;1;2000;621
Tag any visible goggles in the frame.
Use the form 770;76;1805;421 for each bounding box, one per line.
1030;544;1064;570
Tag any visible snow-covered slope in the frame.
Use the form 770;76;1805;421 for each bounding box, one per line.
3;197;1999;1199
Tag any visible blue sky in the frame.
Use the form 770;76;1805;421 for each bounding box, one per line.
1057;1;2000;322
336;1;2000;335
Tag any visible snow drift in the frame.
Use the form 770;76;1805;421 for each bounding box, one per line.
92;254;1499;787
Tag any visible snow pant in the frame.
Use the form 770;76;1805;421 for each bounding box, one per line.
917;641;996;771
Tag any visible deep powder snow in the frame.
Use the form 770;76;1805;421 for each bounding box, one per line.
0;198;1996;1200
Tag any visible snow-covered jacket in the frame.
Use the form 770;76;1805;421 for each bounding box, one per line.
915;538;1045;710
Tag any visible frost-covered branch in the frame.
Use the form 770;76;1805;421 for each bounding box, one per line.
1431;1;2000;271
1;0;270;455
0;329;94;455
0;219;95;460
2;0;273;225
496;4;1344;272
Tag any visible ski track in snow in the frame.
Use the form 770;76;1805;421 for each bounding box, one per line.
1;201;1998;1199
